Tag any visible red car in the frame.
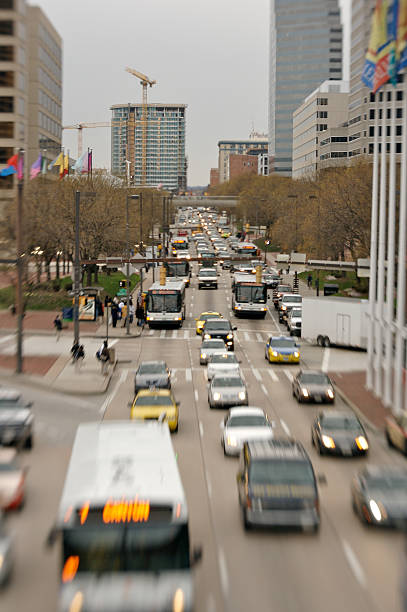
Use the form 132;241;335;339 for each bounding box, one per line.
177;230;188;236
0;448;27;510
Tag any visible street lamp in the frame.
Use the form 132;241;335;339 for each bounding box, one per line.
309;194;319;296
126;194;140;336
264;239;270;264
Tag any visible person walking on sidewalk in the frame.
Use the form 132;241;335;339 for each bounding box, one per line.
136;302;145;329
99;340;109;376
129;299;135;325
111;302;119;328
307;273;313;288
73;344;85;372
53;314;62;341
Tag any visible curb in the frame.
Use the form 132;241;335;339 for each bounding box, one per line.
333;384;381;434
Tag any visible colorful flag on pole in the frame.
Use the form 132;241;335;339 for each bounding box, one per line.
72;151;87;173
41;156;47;175
397;0;407;70
88;150;92;176
17;151;24;180
48;152;63;171
62;153;69;178
0;153;18;177
30;154;42;180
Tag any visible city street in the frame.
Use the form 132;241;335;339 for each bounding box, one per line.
0;265;406;612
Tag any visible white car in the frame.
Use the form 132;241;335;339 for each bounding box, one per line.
0;510;13;585
200;339;228;365
287;307;302;336
207;353;240;381
220;407;274;456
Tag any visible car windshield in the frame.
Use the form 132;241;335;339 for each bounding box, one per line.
300;373;330;385
202;340;225;349
0;462;18;472
212;377;244;388
200;313;221;321
205;322;230;330
210;354;238;364
366;474;407;490
291;309;302;317
277;286;291;293
322;416;361;430
283;296;302;303
138;363;166;375
250;460;315;486
270;339;296;348
200;270;217;277
228;416;268;428
134;395;174;406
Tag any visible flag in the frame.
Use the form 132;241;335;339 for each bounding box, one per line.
41;156;47;175
0;153;18;177
72;151;87;173
30;154;42;180
17;151;24;180
62;153;69;178
87;150;92;175
397;0;407;70
48;152;63;171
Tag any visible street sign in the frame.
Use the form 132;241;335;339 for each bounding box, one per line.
357;258;370;278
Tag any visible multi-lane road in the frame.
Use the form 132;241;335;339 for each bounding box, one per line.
1;265;406;612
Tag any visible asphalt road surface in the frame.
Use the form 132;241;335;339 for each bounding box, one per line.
1;265;406;612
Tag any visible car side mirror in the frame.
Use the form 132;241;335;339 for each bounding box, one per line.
45;525;59;549
233;326;237;331
27;401;34;407
318;474;327;485
191;545;203;566
220;421;224;429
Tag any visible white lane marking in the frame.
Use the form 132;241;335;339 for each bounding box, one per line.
148;329;154;336
256;332;263;342
199;420;204;437
185;368;192;382
268;369;278;382
322;348;331;373
194;389;199;402
244;332;250;341
99;369;128;418
252;367;262;381
206;471;212;499
283;369;293;382
218;547;229;596
261;383;268;395
184;329;189;339
172;330;178;339
280;419;291;436
342;540;367;588
160;329;166;338
0;334;14;347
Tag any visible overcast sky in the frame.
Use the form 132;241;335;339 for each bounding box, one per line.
33;0;350;186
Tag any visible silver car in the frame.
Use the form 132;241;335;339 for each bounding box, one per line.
208;374;248;409
0;510;13;586
207;353;240;381
134;361;171;395
220;407;274;456
200;339;228;365
292;370;335;403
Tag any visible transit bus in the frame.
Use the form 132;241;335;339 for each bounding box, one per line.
146;280;186;327
232;272;268;318
164;260;191;287
53;421;202;612
171;238;189;257
233;242;260;258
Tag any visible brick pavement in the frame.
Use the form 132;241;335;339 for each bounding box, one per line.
0;354;58;376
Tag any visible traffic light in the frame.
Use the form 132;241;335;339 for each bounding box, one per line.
160;265;166;286
256;265;262;283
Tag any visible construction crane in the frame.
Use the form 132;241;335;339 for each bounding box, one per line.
63;122;110;158
125;67;156;186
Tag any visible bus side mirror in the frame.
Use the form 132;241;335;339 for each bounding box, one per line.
45;525;59;549
191;545;203;566
318;474;327;485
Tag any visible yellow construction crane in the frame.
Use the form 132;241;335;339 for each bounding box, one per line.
63;122;110;158
125;67;156;186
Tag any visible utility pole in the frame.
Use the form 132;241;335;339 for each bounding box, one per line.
151;196;155;282
15;149;24;374
73;191;81;346
126;194;131;336
139;193;144;294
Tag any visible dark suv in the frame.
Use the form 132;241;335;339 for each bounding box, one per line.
237;438;320;531
202;319;237;351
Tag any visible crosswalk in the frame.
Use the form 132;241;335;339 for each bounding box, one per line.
140;328;291;343
169;366;296;385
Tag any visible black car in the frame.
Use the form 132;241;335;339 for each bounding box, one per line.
351;465;407;528
134;361;171;395
292;370;335;403
311;410;369;457
202;319;237;351
0;389;34;449
262;273;280;289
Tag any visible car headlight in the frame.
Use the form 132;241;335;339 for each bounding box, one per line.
201;352;207;359
213;392;221;401
186;254;191;259
204;334;211;339
326;389;335;399
369;499;386;522
322;434;335;449
173;588;185;612
272;350;279;357
227;436;237;447
355;435;369;451
238;391;246;400
293;351;300;358
281;305;287;311
146;316;151;321
235;305;242;310
301;388;309;397
0;554;3;570
226;333;233;339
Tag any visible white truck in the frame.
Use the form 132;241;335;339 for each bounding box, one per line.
301;296;369;349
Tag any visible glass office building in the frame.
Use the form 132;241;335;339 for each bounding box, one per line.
110;103;187;191
269;0;342;175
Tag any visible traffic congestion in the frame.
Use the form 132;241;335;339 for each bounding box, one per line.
1;205;407;612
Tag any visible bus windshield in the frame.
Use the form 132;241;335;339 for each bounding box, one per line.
166;262;189;277
63;523;190;574
148;293;181;313
236;284;267;304
172;241;188;250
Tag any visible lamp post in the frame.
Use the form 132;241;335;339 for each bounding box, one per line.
126;194;140;336
264;239;270;264
309;194;319;296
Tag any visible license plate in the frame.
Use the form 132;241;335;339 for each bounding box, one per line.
283;356;288;361
342;448;352;456
315;396;322;403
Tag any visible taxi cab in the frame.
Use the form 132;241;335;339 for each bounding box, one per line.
130;389;179;432
265;336;300;364
195;311;223;335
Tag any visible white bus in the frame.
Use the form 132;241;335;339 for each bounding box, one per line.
146;280;186;327
232;272;268;318
233;241;260;258
53;421;201;612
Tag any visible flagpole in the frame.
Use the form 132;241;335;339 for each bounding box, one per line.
16;149;24;374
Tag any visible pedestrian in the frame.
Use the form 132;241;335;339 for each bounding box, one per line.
111;302;119;328
98;299;104;323
53;314;62;341
286;265;290;275
121;301;128;328
70;341;79;363
129;299;135;325
74;344;85;372
307;273;313;288
104;294;110;308
118;300;124;321
98;340;109;376
136;303;144;328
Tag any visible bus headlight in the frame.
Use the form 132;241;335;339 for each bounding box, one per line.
301;388;309;397
204;334;211;340
322;435;335;449
293;351;300;358
326;389;335;399
201;353;207;360
238;391;246;400
226;333;233;339
213;392;221;401
173;588;185;612
227;436;237;447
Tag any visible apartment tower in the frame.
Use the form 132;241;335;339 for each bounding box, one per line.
269;0;342;175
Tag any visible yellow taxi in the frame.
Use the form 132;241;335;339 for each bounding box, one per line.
130;389;179;432
195;311;223;335
265;336;300;364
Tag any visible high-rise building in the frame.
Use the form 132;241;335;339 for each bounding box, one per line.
0;0;62;218
217;134;268;183
269;0;342;176
110;103;187;192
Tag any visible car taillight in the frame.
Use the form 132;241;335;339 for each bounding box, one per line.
246;494;252;509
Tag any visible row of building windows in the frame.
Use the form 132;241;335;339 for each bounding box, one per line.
320;151;348;160
38;45;61;82
38;67;61;100
38;134;64;156
38;23;62;63
38;110;61;138
370;108;403;119
38;88;61;119
369;125;403;137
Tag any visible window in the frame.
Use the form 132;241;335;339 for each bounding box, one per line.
317;111;328;118
0;45;13;61
0;121;13;137
0;71;13;86
332;136;347;143
0;174;13;188
317;98;328;105
397;143;402;153
331;151;347;158
397;125;402;136
370;109;375;120
0;96;13;112
397;91;403;101
0;21;13;35
0;0;14;8
397;108;403;118
0;146;13;162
